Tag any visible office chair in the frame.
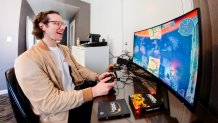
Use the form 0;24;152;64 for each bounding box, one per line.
5;67;39;123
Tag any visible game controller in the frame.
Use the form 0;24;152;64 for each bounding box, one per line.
106;73;116;83
106;73;116;95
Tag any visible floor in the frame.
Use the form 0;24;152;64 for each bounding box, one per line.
0;94;16;123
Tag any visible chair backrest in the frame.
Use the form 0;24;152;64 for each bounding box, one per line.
5;67;39;123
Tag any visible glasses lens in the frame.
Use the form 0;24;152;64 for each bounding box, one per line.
49;21;67;27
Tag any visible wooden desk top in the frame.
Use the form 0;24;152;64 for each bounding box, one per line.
91;72;178;123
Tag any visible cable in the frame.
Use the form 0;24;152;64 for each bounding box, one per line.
180;0;185;14
109;51;115;58
109;51;132;62
112;73;135;97
113;81;120;96
190;0;193;9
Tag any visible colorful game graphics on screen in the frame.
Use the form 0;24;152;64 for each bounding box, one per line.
132;9;200;110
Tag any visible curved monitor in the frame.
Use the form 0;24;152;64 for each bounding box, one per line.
132;9;201;111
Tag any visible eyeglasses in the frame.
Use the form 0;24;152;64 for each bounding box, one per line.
48;21;67;27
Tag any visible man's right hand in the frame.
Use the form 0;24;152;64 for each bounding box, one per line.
91;76;115;97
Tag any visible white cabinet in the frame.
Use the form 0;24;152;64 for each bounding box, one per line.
71;46;109;73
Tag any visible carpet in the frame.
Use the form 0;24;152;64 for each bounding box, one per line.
0;94;16;123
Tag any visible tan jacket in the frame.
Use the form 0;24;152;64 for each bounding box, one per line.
14;40;99;123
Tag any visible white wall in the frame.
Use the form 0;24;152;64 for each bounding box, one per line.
90;0;194;123
90;0;193;63
181;0;193;13
90;0;123;63
0;0;21;93
122;0;186;54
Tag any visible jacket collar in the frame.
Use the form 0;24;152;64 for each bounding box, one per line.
36;40;50;51
36;40;62;50
36;40;67;58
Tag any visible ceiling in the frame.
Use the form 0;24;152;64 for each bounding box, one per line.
26;0;81;20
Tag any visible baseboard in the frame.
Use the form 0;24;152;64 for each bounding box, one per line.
0;89;8;95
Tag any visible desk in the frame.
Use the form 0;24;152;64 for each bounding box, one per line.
91;71;178;123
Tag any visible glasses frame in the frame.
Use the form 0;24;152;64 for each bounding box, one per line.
48;21;67;28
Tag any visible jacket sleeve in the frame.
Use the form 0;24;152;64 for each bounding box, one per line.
14;55;86;114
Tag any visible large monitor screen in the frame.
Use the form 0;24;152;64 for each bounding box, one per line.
132;9;200;110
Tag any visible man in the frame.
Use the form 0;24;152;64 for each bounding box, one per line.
14;10;115;123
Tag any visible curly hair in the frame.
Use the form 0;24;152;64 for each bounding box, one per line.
32;10;60;39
